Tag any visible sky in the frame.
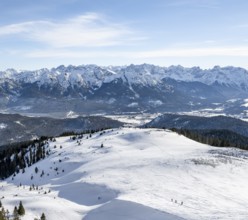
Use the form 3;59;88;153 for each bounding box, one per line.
1;0;248;70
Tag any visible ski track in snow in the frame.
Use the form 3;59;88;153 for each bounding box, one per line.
1;128;248;220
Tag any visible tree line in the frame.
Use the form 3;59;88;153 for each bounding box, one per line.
0;128;110;179
171;128;248;150
0;137;49;180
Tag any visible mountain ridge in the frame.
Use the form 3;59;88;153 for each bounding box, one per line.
0;113;123;147
1;64;248;115
1;64;248;90
144;113;248;137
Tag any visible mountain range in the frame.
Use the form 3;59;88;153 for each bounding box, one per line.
1;64;248;116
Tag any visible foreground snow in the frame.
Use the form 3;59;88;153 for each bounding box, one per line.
1;128;248;219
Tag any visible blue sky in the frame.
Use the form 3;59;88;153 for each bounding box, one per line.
1;0;248;70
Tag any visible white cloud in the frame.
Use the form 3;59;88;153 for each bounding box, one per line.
26;47;248;59
235;24;248;28
0;13;139;48
166;0;220;9
203;40;216;44
133;47;248;58
0;21;50;35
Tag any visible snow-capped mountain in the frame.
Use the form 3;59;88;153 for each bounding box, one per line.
1;64;248;90
1;64;248;115
1;128;248;220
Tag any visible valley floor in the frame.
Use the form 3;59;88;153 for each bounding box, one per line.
1;128;248;220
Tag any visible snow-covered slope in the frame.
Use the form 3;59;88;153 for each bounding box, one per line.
1;128;248;219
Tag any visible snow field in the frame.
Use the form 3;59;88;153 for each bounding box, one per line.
1;128;248;219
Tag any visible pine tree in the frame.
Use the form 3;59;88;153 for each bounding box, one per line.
17;201;25;216
5;209;9;220
29;149;33;166
1;208;6;220
13;206;19;220
0;210;5;220
0;207;6;220
40;212;46;220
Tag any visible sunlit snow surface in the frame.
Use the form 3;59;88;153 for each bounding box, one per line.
1;128;248;220
0;123;7;129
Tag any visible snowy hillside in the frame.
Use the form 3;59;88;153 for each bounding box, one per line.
1;128;248;220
